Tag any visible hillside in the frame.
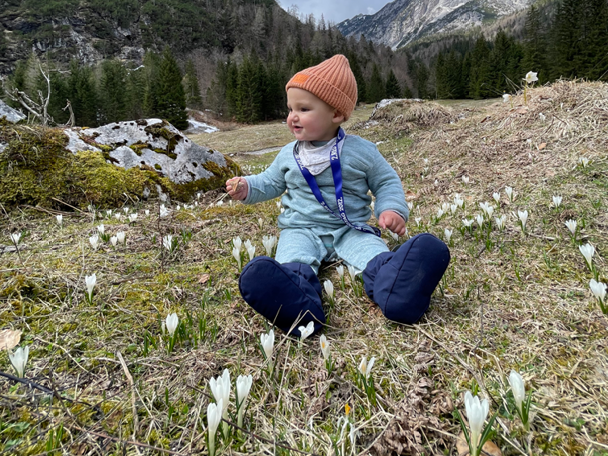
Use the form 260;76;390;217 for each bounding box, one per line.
0;0;280;74
1;79;607;454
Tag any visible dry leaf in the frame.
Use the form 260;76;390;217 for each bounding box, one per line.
456;432;502;456
198;274;210;284
405;190;419;200
538;142;547;150
0;329;22;351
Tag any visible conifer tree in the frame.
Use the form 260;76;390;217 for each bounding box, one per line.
98;59;127;124
125;64;147;120
183;59;203;109
143;51;161;118
236;53;263;123
415;61;430;99
522;5;548;83
385;70;401;98
156;47;188;130
367;64;386;102
67;60;98;127
469;36;492;98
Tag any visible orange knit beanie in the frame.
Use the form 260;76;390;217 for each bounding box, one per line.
285;55;358;120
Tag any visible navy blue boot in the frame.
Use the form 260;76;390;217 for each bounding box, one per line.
239;256;325;336
363;233;450;324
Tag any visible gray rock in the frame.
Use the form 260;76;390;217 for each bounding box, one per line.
64;118;228;185
0;100;26;123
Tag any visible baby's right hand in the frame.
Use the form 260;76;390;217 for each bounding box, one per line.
226;177;248;201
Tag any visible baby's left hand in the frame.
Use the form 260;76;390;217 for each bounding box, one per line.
379;211;406;236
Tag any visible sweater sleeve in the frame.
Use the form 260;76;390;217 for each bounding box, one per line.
242;146;289;205
366;147;409;222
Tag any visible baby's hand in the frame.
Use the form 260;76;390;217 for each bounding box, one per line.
226;177;248;201
379;211;406;236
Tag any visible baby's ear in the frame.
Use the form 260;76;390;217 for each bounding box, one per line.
332;110;345;124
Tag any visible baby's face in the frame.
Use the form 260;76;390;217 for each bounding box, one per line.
286;88;344;142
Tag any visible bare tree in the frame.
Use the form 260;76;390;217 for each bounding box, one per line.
2;63;53;126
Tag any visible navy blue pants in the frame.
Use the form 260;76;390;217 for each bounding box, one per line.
239;233;450;336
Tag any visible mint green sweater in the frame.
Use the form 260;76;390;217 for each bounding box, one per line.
243;134;409;270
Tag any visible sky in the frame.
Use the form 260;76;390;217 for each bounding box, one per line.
278;0;391;24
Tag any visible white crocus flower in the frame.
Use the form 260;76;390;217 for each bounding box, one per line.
462;176;469;184
444;228;453;243
165;313;179;337
464;391;489;453
97;224;105;234
260;329;274;361
163;235;174;252
436;208;444;219
236;374;253;428
462;218;474;228
450;203;457;215
454;196;464;208
129;213;138;223
116;231;126;244
106;209;112;217
145;209;150;216
324;280;334;301
319;334;330;360
485;205;494;218
578;156;589;167
389;231;399;241
508;371;526;418
56;214;63;226
207;399;223;456
495;215;507;231
85;273;96;302
246;244;255;261
492;192;500;204
10;233;21;245
407;201;414;212
209;369;231;438
232;247;242;269
539;112;546;122
262;235;277;257
298;321;314;341
441;202;449;212
579;243;595;271
123;207;130;214
502;93;511;103
89;234;99;250
110;236;118;247
215;201;223;207
517;210;529;230
505;186;515;202
276;201;282;210
336;265;344;280
9;346;29;378
475;214;484;227
159;204;170;218
358;356;375;379
525;71;538;84
280;207;285;214
589;279;606;305
552;195;562;208
258;217;264;229
347;265;358;283
114;213;122;221
564;219;577;235
233;236;242;252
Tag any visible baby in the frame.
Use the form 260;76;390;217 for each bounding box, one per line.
227;55;450;336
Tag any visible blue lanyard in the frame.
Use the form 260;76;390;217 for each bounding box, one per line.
293;128;381;237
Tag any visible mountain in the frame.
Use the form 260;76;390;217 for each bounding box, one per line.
337;0;534;49
0;0;278;75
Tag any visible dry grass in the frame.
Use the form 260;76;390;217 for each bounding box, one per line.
1;81;607;455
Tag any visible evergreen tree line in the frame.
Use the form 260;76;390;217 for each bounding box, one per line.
428;0;608;99
5;47;201;129
206;49;409;123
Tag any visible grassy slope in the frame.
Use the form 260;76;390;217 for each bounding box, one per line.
1;85;607;455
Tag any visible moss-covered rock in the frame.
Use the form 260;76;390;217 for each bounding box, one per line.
0;123;240;209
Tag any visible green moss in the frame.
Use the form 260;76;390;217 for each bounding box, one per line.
129;142;149;156
154;163;162;170
0;124;241;209
153;148;177;160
